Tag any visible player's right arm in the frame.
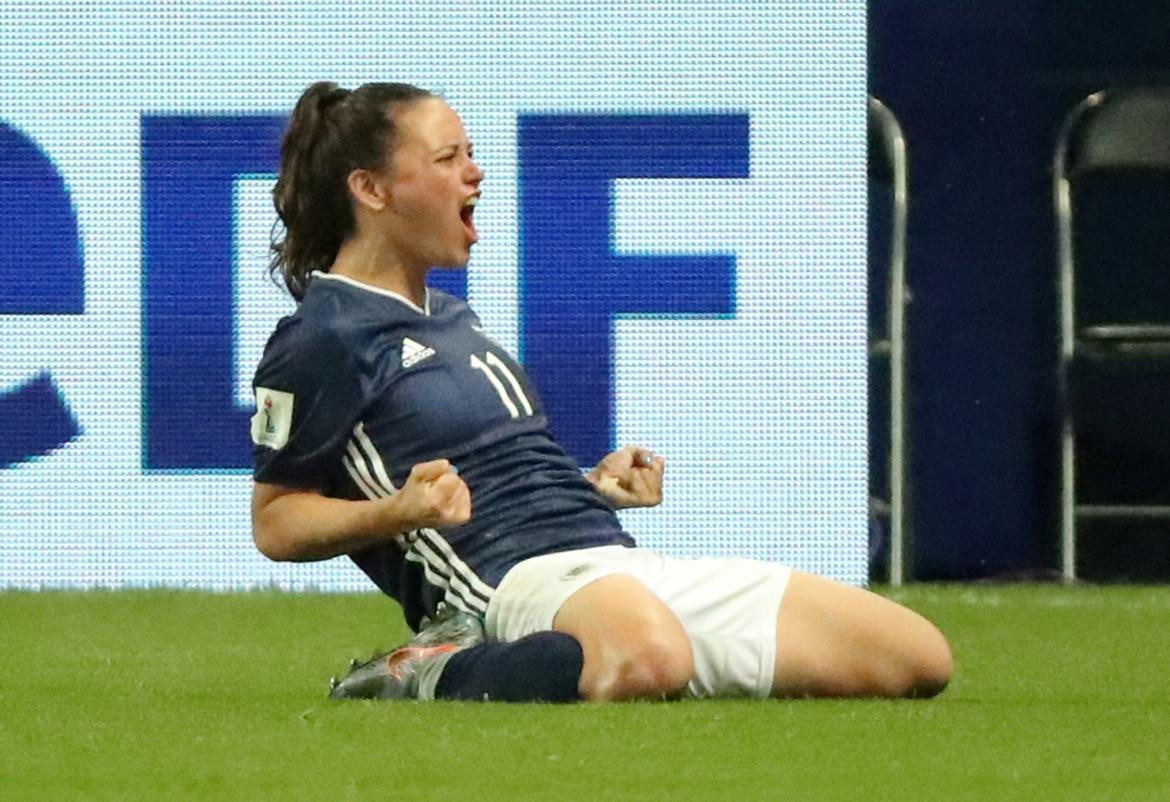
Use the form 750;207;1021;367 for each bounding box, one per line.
251;459;471;562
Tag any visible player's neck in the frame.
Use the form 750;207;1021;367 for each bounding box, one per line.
331;236;427;308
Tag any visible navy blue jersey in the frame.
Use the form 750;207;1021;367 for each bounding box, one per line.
251;271;633;628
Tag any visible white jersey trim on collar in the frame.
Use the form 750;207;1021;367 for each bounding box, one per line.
310;271;430;315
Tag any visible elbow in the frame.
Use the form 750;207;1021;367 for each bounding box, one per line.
252;519;298;562
251;482;319;562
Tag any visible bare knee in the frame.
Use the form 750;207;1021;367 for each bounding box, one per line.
902;625;953;698
555;573;694;702
865;623;952;699
579;637;694;702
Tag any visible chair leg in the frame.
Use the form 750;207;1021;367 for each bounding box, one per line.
1060;420;1077;583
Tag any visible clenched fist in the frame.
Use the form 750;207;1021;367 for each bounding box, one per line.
394;459;472;529
585;445;665;510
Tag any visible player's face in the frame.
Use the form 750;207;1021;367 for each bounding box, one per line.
384;97;483;269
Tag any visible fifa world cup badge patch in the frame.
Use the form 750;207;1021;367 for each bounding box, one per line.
251;387;294;449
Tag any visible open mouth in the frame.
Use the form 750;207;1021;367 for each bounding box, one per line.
460;195;479;243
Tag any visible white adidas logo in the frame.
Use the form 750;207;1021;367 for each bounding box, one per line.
401;337;436;368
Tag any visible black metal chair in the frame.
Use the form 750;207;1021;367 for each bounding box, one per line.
868;96;910;586
1054;87;1170;581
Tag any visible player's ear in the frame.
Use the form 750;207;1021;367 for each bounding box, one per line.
347;168;388;212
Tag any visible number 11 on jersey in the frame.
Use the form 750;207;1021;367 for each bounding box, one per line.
470;352;534;418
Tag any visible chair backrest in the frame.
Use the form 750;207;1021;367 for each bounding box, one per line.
1056;88;1170;330
1060;88;1170;177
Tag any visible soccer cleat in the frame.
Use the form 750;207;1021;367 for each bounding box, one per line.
327;643;462;700
328;609;485;701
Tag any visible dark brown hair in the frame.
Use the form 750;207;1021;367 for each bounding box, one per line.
270;81;434;301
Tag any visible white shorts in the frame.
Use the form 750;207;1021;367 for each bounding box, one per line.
484;545;792;699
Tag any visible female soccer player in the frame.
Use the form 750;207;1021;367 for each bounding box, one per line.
250;81;952;703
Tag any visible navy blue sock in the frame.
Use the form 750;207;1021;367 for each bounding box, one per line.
434;631;583;702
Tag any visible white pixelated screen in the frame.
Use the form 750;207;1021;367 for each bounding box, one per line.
0;1;867;589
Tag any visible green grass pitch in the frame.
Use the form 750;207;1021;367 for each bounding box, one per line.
2;585;1168;801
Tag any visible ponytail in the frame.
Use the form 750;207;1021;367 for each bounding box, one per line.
270;81;433;301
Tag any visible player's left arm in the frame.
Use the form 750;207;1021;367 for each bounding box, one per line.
585;445;665;510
